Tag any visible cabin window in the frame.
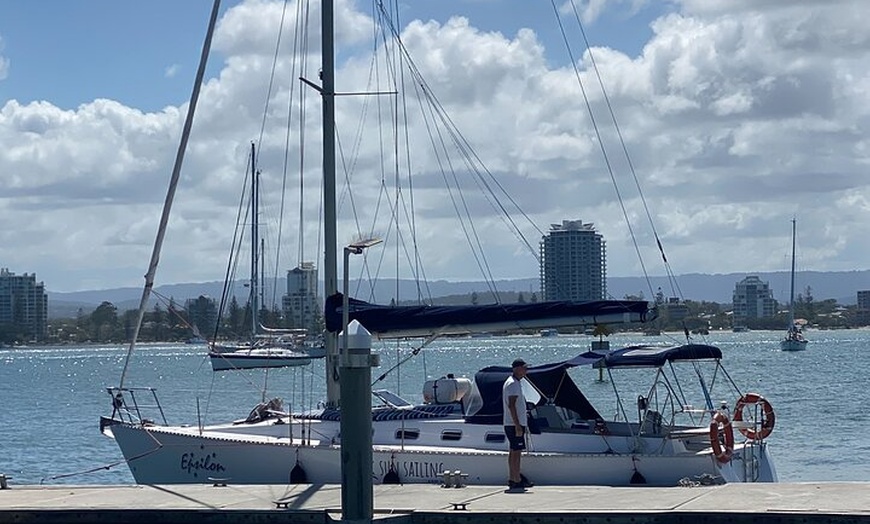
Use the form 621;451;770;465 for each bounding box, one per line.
441;429;462;441
485;433;505;443
395;429;419;440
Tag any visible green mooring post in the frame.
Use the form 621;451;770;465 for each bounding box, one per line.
340;320;379;523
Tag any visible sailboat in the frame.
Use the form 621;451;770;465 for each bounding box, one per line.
101;1;777;487
207;143;314;371
780;219;809;351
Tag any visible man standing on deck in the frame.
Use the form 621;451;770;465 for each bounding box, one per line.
503;358;532;490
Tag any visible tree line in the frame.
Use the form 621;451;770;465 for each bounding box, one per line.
30;286;869;346
44;297;290;344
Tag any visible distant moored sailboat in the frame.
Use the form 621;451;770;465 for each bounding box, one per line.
780;218;808;351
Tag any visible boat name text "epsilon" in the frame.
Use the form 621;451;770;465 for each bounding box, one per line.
377;460;444;480
181;452;226;476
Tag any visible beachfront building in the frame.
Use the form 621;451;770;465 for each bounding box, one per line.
856;290;870;326
282;262;320;332
732;276;776;323
539;219;606;301
665;297;689;321
0;268;48;342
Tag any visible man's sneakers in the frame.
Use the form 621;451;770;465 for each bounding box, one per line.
520;474;534;488
507;480;526;491
507;475;534;491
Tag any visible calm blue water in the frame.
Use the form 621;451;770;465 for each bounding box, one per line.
2;329;869;485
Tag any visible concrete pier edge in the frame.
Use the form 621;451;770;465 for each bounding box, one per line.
1;483;869;524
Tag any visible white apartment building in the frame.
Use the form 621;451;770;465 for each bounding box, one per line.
0;268;48;341
282;262;320;332
732;276;777;321
539;219;606;302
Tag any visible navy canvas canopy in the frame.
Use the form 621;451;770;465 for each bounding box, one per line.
602;344;722;368
463;345;722;425
465;352;604;425
325;293;652;339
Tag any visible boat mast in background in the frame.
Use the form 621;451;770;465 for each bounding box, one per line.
250;143;260;339
781;218;808;351
788;218;797;324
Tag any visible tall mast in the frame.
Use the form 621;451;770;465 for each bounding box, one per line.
251;142;259;337
788;218;796;327
322;0;340;406
118;0;220;389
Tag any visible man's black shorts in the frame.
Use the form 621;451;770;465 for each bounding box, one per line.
504;425;526;451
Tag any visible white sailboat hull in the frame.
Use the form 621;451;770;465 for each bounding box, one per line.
780;338;808;352
104;417;776;486
208;350;312;371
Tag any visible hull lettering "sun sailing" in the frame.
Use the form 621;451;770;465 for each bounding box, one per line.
377;460;444;480
181;452;226;477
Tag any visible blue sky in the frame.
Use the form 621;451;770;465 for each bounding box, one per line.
1;1;869;294
0;1;225;111
0;1;666;112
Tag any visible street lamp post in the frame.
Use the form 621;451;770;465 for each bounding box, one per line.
340;238;381;524
342;238;382;364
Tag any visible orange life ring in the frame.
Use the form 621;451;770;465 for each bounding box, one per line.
709;412;734;463
733;393;775;441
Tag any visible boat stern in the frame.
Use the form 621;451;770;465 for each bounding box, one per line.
719;441;778;483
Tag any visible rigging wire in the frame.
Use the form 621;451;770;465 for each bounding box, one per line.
250;0;289;310
563;0;684;303
334;1;430;306
548;0;655;303
369;4;434;303
370;1;435;304
367;2;547;297
388;0;427;305
213;147;253;341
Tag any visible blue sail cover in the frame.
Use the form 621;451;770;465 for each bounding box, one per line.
324;293;653;339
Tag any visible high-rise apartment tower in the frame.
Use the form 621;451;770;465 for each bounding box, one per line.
539;220;606;301
0;268;48;342
282;262;320;332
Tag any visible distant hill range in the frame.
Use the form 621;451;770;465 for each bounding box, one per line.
46;270;870;319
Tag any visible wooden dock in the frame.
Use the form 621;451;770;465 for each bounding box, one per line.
2;482;870;523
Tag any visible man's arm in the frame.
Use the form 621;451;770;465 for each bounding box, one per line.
508;395;524;436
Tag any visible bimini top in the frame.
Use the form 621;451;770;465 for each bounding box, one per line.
463;344;722;425
602;344;722;368
465;352;602;424
324;293;653;339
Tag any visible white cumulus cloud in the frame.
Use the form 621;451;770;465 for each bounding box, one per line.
1;0;869;293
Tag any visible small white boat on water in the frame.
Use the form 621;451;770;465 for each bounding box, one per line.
208;346;312;371
205;144;324;371
209;331;325;370
781;327;808;351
